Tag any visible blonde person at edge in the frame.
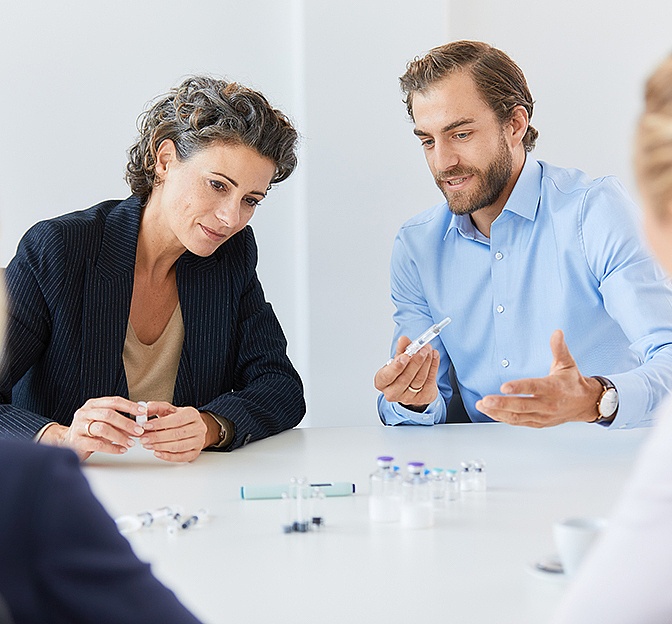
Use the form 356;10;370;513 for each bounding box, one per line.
0;76;305;462
552;54;672;624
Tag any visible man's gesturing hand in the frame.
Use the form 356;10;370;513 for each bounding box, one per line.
475;330;603;427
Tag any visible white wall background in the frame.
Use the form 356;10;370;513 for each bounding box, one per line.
1;0;670;427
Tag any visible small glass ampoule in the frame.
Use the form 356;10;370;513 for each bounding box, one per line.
294;477;311;533
311;487;326;530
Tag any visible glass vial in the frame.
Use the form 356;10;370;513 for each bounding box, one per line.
471;460;487;492
460;461;474;492
428;467;447;506
445;469;460;501
369;455;402;522
401;461;434;529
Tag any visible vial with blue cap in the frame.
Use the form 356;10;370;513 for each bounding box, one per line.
445;469;460;501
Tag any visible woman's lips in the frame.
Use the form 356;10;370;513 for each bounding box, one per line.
200;224;226;241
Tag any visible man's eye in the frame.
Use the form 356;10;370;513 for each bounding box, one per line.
454;132;470;140
421;138;434;148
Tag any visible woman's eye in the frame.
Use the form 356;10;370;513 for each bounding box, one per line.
210;180;227;191
244;197;260;208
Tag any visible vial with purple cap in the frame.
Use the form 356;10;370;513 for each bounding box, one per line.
401;461;434;529
369;456;402;522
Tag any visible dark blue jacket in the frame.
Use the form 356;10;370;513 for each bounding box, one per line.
1;197;305;448
0;439;203;624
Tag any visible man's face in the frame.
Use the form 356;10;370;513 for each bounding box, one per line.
412;71;515;216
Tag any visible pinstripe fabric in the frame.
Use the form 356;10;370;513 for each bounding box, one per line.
0;197;305;450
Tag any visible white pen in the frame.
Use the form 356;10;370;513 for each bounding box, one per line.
385;315;452;366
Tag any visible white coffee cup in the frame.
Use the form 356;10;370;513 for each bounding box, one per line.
553;516;607;577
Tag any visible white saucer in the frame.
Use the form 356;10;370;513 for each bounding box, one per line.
528;554;567;582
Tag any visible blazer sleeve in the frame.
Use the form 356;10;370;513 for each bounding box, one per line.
0;442;203;624
199;229;306;450
0;221;66;438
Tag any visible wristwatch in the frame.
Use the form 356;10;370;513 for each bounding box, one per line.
591;376;619;425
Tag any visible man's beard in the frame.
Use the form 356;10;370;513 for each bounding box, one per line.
435;134;513;216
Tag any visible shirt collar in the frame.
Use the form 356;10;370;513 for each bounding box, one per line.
444;157;542;240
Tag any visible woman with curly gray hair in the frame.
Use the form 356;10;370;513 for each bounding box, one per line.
0;76;305;462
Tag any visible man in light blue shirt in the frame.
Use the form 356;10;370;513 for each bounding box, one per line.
375;40;672;430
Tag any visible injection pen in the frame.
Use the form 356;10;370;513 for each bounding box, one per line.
385;315;452;366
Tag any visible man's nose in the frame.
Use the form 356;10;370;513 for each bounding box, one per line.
432;140;459;172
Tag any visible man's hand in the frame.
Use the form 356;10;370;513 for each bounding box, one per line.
475;330;603;428
374;336;440;410
138;402;212;462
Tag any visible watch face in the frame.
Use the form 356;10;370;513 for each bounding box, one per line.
599;388;619;418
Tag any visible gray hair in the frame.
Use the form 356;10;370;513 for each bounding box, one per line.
126;76;299;204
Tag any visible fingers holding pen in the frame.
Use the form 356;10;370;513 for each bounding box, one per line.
62;397;146;458
374;343;439;405
139;404;206;463
400;348;439;405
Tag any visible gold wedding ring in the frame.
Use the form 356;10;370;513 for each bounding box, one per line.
85;420;96;437
408;386;423;393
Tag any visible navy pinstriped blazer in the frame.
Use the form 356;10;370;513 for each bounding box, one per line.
0;440;202;623
0;197;305;450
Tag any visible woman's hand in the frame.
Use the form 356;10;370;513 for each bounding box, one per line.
138;402;216;463
40;396;146;461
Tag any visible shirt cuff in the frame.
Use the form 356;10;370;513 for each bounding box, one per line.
378;393;445;425
601;372;652;429
34;421;58;442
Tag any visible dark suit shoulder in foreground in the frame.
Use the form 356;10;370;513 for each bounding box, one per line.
0;440;203;624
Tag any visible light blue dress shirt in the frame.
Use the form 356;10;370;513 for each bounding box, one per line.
378;158;672;429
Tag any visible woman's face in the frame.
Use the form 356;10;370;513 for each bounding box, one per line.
152;140;276;257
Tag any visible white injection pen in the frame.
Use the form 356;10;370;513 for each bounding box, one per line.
385;315;452;366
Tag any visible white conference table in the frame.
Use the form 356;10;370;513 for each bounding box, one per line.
83;422;649;624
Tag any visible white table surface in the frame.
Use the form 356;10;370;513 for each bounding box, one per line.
82;422;649;624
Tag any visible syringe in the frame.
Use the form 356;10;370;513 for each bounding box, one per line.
385;315;452;366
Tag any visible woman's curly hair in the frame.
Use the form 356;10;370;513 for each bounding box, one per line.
126;76;298;204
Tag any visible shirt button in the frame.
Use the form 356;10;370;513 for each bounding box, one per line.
495;251;504;260
501;359;510;368
496;305;504;314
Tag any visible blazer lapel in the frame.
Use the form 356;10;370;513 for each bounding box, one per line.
173;251;230;407
80;198;141;403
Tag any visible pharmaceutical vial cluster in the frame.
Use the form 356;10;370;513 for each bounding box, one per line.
114;505;208;535
281;477;326;533
368;456;486;529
